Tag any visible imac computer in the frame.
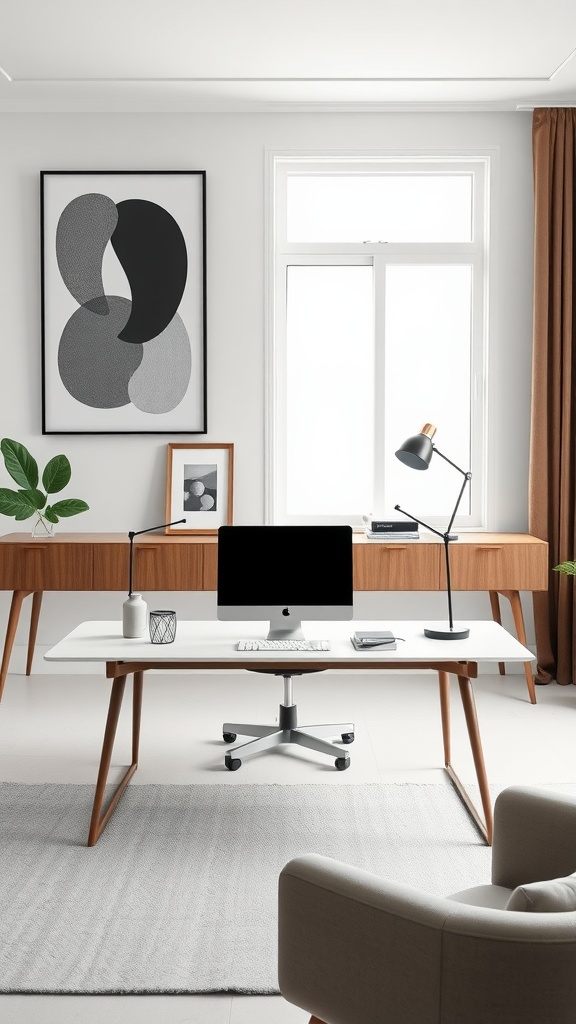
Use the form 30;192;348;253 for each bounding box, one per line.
217;525;353;640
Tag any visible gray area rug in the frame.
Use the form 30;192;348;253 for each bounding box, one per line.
0;781;495;993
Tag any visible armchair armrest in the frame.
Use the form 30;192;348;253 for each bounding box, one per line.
279;853;453;1024
279;852;576;1024
491;786;576;889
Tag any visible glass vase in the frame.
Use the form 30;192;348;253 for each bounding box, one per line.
31;514;56;539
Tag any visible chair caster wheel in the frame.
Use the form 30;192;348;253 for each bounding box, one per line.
223;732;237;743
341;732;354;744
225;754;242;771
335;756;350;771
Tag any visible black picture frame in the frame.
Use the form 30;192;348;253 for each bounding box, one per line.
41;170;207;434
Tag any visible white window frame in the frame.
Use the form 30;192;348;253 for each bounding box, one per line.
265;151;492;531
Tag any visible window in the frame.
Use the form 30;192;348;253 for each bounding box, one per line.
267;156;489;530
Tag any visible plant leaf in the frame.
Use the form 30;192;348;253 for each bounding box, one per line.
0;438;38;489
553;560;576;576
18;488;46;510
43;506;59;524
42;455;71;494
0;488;36;519
48;499;89;518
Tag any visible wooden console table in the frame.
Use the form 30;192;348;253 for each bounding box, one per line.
0;531;548;703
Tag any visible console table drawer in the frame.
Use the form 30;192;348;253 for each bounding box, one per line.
93;544;129;591
202;543;218;590
0;542;93;590
445;542;549;591
130;543;204;591
353;543;440;590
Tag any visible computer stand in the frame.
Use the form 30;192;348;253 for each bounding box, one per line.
223;670;354;771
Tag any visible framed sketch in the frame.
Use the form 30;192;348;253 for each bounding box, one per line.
41;170;207;434
165;443;233;534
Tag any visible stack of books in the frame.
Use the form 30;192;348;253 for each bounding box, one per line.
362;515;420;541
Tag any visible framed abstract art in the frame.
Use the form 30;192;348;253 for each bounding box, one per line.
165;443;234;535
41;170;206;434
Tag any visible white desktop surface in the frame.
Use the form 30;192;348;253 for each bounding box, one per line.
45;619;534;666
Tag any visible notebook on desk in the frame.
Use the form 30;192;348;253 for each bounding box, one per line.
350;630;397;651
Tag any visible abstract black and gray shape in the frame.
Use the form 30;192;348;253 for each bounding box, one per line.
56;193;191;413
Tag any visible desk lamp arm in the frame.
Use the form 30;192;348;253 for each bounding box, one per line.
128;519;185;596
395;447;471;633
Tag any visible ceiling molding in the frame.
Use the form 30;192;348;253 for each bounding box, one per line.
1;4;575;113
0;75;559;85
549;46;576;78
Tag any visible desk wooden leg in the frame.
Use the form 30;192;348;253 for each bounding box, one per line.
439;669;492;844
438;670;451;764
26;591;43;676
132;671;143;763
453;675;493;844
0;589;33;702
87;673;141;847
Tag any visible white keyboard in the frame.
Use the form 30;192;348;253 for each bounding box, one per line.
237;639;331;651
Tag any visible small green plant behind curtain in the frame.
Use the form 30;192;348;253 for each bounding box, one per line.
529;108;576;684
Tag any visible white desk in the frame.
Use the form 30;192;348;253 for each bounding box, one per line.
45;619;534;847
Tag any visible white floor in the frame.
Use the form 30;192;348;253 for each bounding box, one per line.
0;663;575;1023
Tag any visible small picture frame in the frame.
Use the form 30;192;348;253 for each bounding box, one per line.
165;443;233;534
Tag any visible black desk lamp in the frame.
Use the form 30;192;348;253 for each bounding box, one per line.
123;518;186;638
394;423;471;640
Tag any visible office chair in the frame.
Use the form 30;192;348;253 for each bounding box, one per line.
222;669;354;771
279;786;576;1024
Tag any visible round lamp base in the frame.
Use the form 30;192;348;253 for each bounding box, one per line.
424;625;470;640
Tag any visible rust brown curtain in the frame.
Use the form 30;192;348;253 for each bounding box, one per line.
529;108;576;684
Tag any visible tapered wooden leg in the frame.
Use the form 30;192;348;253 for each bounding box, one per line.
501;590;537;704
309;1017;328;1024
0;590;32;702
488;591;506;676
87;673;142;847
25;591;43;676
438;670;451;764
440;669;492;844
132;671;143;763
489;589;536;704
455;674;493;844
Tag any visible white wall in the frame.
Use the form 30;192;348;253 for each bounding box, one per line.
0;111;535;663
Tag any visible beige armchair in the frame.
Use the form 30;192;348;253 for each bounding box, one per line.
278;786;576;1024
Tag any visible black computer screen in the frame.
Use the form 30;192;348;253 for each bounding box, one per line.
217;525;353;608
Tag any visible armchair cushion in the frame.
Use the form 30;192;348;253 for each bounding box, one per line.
446;883;512;909
506;871;576;912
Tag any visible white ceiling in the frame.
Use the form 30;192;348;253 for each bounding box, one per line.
1;0;575;112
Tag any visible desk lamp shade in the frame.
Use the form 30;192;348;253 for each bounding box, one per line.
395;423;470;641
395;423;436;470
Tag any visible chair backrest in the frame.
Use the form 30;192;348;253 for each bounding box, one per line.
491;785;576;888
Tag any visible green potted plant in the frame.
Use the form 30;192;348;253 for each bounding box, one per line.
0;438;89;538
